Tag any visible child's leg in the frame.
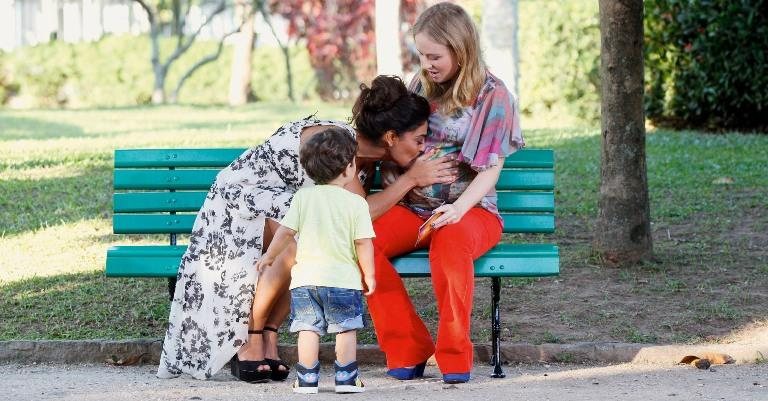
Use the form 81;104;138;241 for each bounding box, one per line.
334;330;365;393
335;330;356;365
289;286;325;393
294;331;321;394
298;331;320;367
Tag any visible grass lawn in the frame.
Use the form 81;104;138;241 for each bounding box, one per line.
1;104;766;345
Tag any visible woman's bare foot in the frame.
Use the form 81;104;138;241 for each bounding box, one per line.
237;331;271;372
263;327;288;373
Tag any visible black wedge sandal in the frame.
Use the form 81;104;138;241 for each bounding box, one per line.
230;330;271;383
263;326;290;381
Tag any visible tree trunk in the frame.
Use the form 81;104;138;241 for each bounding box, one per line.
258;1;294;102
171;0;181;36
134;0;227;104
151;65;167;104
228;0;255;106
594;0;652;266
375;0;402;77
481;0;519;96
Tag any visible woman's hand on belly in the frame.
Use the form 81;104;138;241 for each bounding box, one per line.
405;149;459;187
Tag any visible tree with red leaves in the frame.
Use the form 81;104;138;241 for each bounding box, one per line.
270;0;423;100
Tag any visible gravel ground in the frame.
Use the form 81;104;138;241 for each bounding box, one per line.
2;362;766;401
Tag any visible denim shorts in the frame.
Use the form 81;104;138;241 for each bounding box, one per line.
289;286;364;335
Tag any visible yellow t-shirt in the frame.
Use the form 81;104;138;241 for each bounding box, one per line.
281;185;375;290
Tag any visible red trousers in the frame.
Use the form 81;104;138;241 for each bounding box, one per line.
367;205;502;374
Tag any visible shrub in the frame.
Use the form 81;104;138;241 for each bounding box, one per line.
645;0;768;131
2;34;316;108
518;1;601;125
0;52;20;104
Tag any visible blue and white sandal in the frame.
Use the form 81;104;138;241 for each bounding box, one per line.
292;361;320;394
334;360;365;393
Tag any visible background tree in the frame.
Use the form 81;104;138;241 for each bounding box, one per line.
481;0;519;96
399;0;426;79
594;0;653;266
260;0;296;102
228;0;258;106
134;0;241;104
375;0;402;77
270;0;422;100
270;0;375;100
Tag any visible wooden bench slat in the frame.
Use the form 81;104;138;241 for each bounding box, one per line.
112;191;553;214
114;149;244;168
502;149;554;169
114;192;209;213
497;192;554;212
113;213;554;234
394;244;560;277
114;148;553;169
113;214;197;234
496;169;554;190
502;214;555;233
115;168;553;192
105;244;559;278
114;169;219;190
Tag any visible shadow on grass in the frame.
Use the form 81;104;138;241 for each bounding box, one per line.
0;115;85;141
0;271;170;340
0;164;111;235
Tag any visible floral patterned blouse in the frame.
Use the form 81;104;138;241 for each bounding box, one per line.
382;71;524;223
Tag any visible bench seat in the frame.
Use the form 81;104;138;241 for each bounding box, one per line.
107;243;560;278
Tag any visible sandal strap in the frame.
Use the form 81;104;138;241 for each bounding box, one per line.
248;329;264;335
266;358;289;369
263;326;279;333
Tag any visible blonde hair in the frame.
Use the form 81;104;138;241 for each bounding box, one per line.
413;2;485;116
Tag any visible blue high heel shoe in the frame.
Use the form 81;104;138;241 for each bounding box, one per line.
386;361;427;380
442;372;470;384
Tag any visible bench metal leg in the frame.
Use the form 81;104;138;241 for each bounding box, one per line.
490;277;506;378
167;277;177;301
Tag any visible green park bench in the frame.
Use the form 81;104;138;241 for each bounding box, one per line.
105;147;559;378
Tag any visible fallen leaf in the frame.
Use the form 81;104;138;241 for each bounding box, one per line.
693;358;711;369
678;355;711;369
699;352;734;364
679;355;698;364
679;353;734;366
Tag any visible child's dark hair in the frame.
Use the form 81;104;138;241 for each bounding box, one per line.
300;128;358;185
352;75;430;143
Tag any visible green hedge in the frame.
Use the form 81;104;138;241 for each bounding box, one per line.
0;51;19;104
518;0;601;125
1;34;317;107
645;0;768;131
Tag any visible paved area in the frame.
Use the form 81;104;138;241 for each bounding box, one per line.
2;362;766;401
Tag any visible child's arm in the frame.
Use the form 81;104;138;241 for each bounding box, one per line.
431;160;505;228
255;225;297;272
354;238;376;296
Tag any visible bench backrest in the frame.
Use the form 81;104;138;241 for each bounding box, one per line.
112;149;555;236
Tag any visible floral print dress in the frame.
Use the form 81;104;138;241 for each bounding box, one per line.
156;117;357;380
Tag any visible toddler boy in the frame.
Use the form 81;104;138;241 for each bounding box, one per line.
255;127;376;394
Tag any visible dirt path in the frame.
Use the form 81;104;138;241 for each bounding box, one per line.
2;362;766;401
